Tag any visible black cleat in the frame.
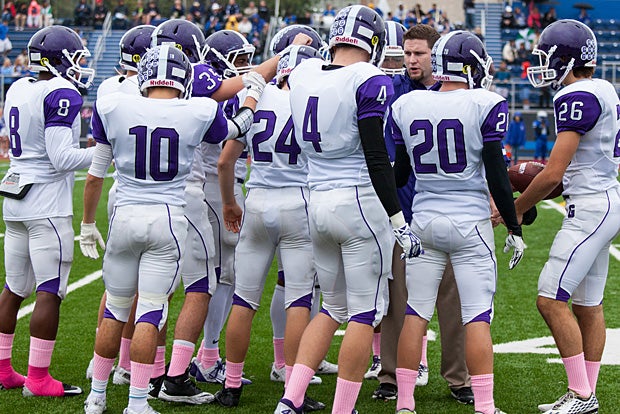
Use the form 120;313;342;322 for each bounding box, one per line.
214;385;243;407
303;394;326;411
372;382;397;400
147;374;165;400
450;386;475;405
158;372;214;404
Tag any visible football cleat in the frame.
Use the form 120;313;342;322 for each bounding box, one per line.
158;372;214;404
373;382;397;400
86;358;94;380
303;395;326;412
23;381;82;397
450;386;475;405
316;359;338;375
112;366;131;385
214;385;243;407
274;398;303;414
396;410;417;414
84;395;107;414
193;359;226;384
122;404;160;414
416;364;429;386
540;390;598;414
364;355;381;380
270;363;322;385
146;374;164;400
475;409;506;414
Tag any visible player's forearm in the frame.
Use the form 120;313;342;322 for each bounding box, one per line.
394;144;413;188
83;174;104;224
212;76;244;102
514;170;562;216
217;140;244;206
45;127;95;172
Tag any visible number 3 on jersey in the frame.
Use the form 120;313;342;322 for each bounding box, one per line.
302;96;322;152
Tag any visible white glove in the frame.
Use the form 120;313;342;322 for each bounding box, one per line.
80;222;105;259
393;223;423;259
503;232;525;270
242;71;266;102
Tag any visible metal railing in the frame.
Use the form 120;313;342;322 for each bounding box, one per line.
90;12;112;71
602;61;620;86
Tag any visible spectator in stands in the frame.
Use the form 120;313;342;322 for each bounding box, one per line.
577;7;591;25
14;1;27;31
396;2;406;23
0;19;11;58
133;0;145;25
26;0;40;28
74;0;92;26
297;10;311;25
238;15;252;36
520;61;531;110
436;11;452;34
473;26;484;42
494;60;511;99
225;0;240;19
464;0;475;30
188;1;205;25
225;14;238;31
502;39;517;64
513;6;526;28
542;7;556;28
505;112;526;165
2;1;16;24
112;0;129;29
244;1;257;17
205;10;223;35
170;0;184;19
144;0;160;25
501;5;515;28
93;0;107;29
533;111;549;162
527;1;541;29
516;42;529;64
2;57;16;100
413;3;424;21
257;0;269;25
40;0;51;26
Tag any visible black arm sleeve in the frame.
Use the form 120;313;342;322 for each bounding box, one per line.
394;144;413;188
358;116;402;217
482;140;522;237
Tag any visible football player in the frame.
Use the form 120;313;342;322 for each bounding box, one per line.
80;44;263;414
0;26;95;397
275;6;422;414
390;30;524;414
515;19;620;414
214;45;323;408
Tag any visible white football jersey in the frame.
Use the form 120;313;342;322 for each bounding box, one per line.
92;93;229;207
2;77;86;220
96;75;140;99
288;59;393;191
391;88;509;229
553;78;620;195
239;84;307;189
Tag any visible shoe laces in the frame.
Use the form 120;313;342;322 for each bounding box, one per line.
554;390;576;408
370;356;381;370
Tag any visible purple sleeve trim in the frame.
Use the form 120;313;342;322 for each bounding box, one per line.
43;88;82;128
388;109;405;145
203;104;229;144
191;63;223;98
554;91;601;135
481;100;509;143
356;75;394;121
91;102;110;145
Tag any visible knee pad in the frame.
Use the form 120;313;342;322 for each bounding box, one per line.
105;293;135;323
136;292;169;331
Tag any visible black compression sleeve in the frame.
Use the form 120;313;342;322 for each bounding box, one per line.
394;144;413;188
482;140;522;237
358;116;401;217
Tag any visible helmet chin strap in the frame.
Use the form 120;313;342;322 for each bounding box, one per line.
552;58;575;89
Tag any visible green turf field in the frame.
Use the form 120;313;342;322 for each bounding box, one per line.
0;168;619;414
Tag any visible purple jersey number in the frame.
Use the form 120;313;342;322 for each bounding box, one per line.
411;119;466;174
302;96;322;152
8;107;22;157
130;126;179;181
614;104;620;158
252;110;301;165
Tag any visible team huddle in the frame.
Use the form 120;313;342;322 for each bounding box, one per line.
0;5;619;414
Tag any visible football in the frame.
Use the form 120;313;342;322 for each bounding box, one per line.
508;162;564;199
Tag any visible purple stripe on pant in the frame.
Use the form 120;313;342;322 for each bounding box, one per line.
288;293;312;309
232;293;253;309
137;309;164;327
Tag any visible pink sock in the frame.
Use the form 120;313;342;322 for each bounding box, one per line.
372;332;381;357
420;335;428;366
396;367;416;411
585;360;601;394
129;361;153;412
225;360;244;389
283;363;315;408
0;333;25;389
471;374;495;414
563;353;591;397
90;354;115;394
167;340;194;377
28;337;55;369
285;365;293;388
24;337;65;396
273;338;285;369
196;339;204;361
332;377;362;414
118;337;132;371
200;347;220;368
152;346;166;378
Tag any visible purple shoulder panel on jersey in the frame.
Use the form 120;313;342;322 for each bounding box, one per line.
203;104;229;144
192;63;223;98
356;75;394;120
221;95;240;118
554;90;601;135
387;110;405;145
91;101;110;145
481;100;509;143
43;88;83;128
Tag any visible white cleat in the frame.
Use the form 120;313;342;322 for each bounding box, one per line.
122;404;160;414
416;364;429;386
475;409;506;414
112;366;131;385
539;390;598;414
270;363;321;385
84;395;107;414
86;358;94;380
364;355;381;380
316;359;338;375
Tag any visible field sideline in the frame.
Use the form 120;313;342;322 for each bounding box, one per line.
0;169;619;414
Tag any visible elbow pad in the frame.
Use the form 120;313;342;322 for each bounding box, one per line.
226;106;254;140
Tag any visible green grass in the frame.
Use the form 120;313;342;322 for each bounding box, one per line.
1;173;619;414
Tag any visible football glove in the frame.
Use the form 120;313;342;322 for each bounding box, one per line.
80;222;105;260
393;223;423;260
242;71;266;102
503;232;525;270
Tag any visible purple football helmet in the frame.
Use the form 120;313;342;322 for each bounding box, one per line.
276;45;323;85
328;5;386;67
119;25;156;71
527;19;597;89
152;20;206;64
204;30;255;79
382;21;406;75
270;24;325;55
138;45;193;98
28;26;95;89
431;30;493;89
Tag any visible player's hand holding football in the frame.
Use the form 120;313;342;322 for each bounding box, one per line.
390;212;423;259
80;222;106;259
503;231;525;270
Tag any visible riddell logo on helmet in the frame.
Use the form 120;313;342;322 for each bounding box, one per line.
334;36;359;45
149;79;175;87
